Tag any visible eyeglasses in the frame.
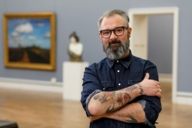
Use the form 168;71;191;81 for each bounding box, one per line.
99;26;128;38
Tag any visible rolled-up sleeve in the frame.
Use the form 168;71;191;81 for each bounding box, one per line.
143;61;162;124
81;64;103;116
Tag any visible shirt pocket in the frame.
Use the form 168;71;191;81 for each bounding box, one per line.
100;81;114;91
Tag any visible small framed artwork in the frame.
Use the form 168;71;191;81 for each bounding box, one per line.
3;12;56;71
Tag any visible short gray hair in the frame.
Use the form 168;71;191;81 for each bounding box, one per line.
98;9;130;28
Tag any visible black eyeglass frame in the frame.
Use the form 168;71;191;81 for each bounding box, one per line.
99;26;128;38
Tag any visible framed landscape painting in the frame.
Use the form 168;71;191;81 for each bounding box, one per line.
3;12;56;71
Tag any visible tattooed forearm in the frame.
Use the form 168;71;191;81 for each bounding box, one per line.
105;103;146;123
116;93;131;106
93;93;111;103
106;92;132;113
106;104;116;113
137;83;144;95
89;84;142;115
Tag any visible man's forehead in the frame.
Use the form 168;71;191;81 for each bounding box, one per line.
100;15;127;30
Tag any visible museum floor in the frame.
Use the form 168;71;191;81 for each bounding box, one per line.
0;81;191;128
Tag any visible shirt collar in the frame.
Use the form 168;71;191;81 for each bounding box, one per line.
106;50;133;69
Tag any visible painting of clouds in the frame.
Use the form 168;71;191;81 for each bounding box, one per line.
3;12;56;71
7;18;51;64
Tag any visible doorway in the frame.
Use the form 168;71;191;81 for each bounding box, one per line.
148;15;173;81
128;7;179;102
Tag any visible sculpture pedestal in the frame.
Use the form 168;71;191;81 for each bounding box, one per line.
63;62;88;101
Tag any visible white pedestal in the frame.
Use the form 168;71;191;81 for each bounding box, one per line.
63;62;89;101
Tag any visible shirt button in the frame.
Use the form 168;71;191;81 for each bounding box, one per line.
118;83;121;86
117;70;120;73
116;60;119;63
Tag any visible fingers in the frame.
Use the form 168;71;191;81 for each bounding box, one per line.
156;89;162;93
144;73;150;79
155;81;160;86
155;88;162;97
144;73;160;86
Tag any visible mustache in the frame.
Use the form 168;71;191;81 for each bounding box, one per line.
108;40;121;47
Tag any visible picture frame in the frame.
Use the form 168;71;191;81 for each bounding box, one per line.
3;12;56;71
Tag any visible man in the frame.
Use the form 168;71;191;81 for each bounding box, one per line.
81;9;162;128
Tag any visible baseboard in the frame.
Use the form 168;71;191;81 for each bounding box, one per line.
0;77;63;93
174;92;192;105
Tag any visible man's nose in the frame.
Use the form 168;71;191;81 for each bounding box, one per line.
109;31;117;40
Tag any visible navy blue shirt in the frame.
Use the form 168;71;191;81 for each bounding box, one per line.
81;51;161;128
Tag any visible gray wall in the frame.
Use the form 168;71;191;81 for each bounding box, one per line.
0;0;192;92
148;15;173;74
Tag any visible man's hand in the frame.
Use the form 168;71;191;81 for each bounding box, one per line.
138;73;161;97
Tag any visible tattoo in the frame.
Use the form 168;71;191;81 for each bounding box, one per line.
106;92;132;113
92;84;140;114
116;92;131;106
137;83;144;95
106;104;116;113
93;94;109;103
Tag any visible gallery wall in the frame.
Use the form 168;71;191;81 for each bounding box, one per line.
148;15;173;74
0;0;192;93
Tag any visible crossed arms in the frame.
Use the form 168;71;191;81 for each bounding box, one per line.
87;73;161;124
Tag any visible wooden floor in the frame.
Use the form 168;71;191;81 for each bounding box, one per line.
0;82;192;128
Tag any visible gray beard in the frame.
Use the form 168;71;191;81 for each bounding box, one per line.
103;40;130;60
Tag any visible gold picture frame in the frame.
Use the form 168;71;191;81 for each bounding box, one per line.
3;12;56;71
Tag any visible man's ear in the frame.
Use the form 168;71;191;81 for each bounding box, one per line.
127;27;132;38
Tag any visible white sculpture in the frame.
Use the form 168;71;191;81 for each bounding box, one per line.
68;32;83;62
